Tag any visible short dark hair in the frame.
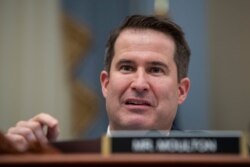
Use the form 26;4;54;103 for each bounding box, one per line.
104;15;191;81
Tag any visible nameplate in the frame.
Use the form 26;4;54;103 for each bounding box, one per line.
102;131;247;155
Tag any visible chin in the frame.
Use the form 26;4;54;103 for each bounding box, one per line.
122;120;153;130
114;113;154;130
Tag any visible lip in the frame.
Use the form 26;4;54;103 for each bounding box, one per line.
123;98;153;111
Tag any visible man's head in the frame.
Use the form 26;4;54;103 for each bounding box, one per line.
100;15;191;131
104;15;190;82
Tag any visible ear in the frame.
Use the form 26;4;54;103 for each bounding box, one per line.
178;77;190;104
100;70;109;98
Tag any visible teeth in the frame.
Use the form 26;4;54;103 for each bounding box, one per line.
132;101;143;105
126;100;148;105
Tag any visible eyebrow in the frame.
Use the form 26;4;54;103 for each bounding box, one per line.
116;59;134;67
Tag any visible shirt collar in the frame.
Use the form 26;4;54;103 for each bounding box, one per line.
107;125;170;136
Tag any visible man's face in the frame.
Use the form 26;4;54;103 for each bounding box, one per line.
101;29;190;131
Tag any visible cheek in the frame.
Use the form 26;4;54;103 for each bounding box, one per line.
153;79;179;101
107;74;130;97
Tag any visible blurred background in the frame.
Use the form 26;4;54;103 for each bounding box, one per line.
0;0;250;140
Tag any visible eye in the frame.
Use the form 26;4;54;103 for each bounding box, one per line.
120;65;134;73
148;67;165;75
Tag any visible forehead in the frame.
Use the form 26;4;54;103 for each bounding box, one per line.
113;28;176;62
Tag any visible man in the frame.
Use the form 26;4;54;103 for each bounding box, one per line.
5;15;191;151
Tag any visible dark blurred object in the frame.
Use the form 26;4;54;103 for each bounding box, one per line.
0;131;19;154
50;138;101;153
0;131;60;154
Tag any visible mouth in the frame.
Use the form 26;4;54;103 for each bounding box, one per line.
124;98;152;107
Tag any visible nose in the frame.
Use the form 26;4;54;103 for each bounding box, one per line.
130;69;150;93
